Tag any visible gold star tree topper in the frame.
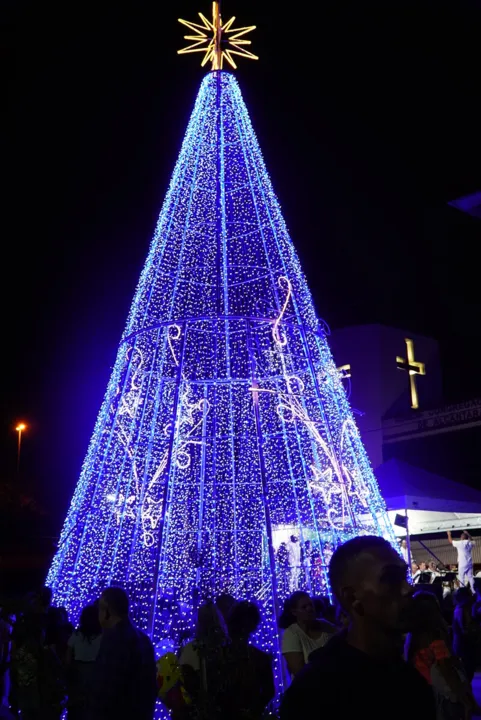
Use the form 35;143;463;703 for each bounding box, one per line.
178;1;258;70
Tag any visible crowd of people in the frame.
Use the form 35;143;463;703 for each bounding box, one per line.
401;530;477;594
280;535;481;720
0;586;157;720
0;586;278;720
1;533;481;720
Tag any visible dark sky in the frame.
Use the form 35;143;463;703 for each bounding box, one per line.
3;0;481;529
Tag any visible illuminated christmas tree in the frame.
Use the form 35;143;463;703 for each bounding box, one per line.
47;0;395;697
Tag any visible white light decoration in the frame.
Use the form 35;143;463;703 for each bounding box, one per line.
46;70;396;714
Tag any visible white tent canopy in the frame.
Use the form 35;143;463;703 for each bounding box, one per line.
374;458;481;536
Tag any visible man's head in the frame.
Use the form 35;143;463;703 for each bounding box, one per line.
215;593;237;622
455;587;473;607
411;561;419;573
98;587;129;630
195;601;227;642
401;539;407;548
461;532;469;540
227;601;261;640
419;562;427;571
329;536;413;634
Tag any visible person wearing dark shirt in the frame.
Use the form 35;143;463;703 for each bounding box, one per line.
280;535;436;720
90;587;157;720
222;601;275;719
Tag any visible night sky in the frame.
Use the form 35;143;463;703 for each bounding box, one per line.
3;1;481;533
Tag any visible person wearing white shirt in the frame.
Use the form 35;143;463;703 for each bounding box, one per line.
66;604;102;720
287;535;301;592
411;561;421;584
428;561;441;583
447;530;475;592
279;591;336;678
399;539;409;565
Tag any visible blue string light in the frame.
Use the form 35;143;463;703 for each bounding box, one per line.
47;71;396;710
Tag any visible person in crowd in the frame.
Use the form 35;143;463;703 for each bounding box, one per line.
276;543;290;597
280;535;436;720
179;601;228;674
31;587;53;623
312;596;325;619
278;591;336;677
449;564;459;586
10;613;42;719
452;587;478;684
215;594;236;625
400;538;409;565
11;612;66;720
46;607;73;662
405;591;477;720
442;589;456;622
277;543;288;565
302;540;313;569
428;561;441;581
91;587;157;720
179;601;229;718
287;536;301;592
220;601;275;719
312;596;336;625
471;586;481;623
412;561;421;583
66;604;102;720
414;562;430;584
448;531;475;592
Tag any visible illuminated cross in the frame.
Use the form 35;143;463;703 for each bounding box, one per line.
396;338;426;409
178;1;258;70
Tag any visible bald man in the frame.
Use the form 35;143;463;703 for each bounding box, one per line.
280;536;435;720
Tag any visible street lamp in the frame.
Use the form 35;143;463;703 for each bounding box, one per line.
15;423;27;473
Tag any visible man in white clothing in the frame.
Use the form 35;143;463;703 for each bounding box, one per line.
287;535;301;592
399;538;409;565
428;561;441;583
448;530;475;591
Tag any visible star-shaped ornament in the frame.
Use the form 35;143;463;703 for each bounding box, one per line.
178;1;258;70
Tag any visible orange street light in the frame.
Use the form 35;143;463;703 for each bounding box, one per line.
15;422;27;473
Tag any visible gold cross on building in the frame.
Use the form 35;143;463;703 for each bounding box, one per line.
396;338;426;410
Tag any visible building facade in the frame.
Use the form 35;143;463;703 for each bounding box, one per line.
330;324;481;487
